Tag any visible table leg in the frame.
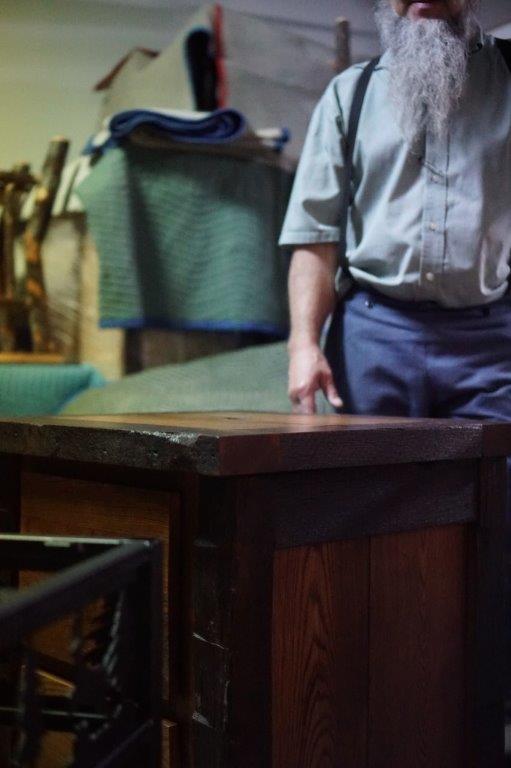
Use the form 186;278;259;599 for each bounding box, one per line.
192;476;274;768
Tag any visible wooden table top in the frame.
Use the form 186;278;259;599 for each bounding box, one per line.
0;411;509;475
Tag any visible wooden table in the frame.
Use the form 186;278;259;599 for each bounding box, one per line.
0;411;508;768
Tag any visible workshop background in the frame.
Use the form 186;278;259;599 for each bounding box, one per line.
0;0;510;416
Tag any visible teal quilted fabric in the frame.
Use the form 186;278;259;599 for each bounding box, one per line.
77;145;292;335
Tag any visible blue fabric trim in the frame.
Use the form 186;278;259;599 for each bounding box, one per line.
99;316;288;337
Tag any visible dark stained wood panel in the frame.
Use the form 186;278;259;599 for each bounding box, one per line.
368;526;466;768
0;455;20;533
0;412;486;475
273;541;369;768
161;720;179;768
270;461;476;548
465;458;506;768
482;422;511;457
0;409;507;767
192;476;274;768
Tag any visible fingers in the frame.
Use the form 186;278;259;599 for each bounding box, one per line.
291;392;316;414
287;347;341;414
321;372;343;410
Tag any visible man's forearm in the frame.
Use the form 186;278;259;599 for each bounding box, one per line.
287;243;338;350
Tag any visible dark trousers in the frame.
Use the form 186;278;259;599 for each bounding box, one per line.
328;287;511;443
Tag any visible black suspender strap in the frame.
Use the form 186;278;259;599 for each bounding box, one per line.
335;57;380;278
323;57;380;369
496;38;511;73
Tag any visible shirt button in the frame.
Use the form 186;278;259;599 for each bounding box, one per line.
425;272;435;282
428;222;438;232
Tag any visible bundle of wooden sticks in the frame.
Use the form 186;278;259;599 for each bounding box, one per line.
0;137;68;360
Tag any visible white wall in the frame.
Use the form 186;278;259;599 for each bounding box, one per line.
1;1;177;170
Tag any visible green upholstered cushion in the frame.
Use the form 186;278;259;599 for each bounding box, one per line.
62;342;333;416
0;364;105;417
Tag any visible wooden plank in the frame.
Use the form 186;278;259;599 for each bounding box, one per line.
192;476;274;767
335;17;351;73
465;458;506;768
36;730;75;768
162;719;179;768
170;473;197;768
273;541;369;768
271;461;476;548
0;413;485;476
30;671;75;768
20;471;177;705
22;456;190;493
368;525;466;768
23;136;69;353
0;352;65;364
481;423;511;458
4;412;442;429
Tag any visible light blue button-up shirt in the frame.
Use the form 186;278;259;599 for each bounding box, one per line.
279;33;511;307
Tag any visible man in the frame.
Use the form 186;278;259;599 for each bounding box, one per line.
280;0;511;428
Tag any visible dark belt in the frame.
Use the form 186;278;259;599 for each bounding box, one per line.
349;283;511;316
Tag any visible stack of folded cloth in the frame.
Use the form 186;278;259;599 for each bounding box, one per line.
83;107;290;157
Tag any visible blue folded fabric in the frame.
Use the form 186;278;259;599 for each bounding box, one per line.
83;108;247;155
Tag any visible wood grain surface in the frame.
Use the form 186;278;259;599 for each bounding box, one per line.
368;526;466;768
273;541;369;768
0;411;488;475
272;526;469;768
13;412;433;429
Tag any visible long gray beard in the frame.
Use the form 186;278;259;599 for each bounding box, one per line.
374;2;478;145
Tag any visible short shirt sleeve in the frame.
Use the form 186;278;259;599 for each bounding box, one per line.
279;77;347;247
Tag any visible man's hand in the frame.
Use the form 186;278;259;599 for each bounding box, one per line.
288;343;343;414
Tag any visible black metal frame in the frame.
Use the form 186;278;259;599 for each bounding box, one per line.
0;534;162;768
